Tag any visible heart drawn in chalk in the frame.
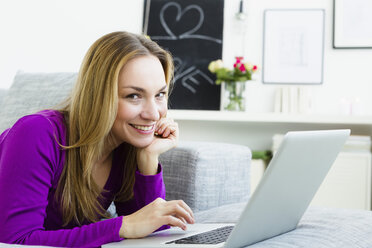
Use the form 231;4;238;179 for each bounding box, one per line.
160;2;204;39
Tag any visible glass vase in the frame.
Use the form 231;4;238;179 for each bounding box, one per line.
221;81;246;111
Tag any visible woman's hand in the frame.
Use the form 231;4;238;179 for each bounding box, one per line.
137;117;179;175
148;117;179;155
119;198;194;239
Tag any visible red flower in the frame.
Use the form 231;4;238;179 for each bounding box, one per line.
253;65;258;71
234;56;245;69
235;56;244;64
239;63;246;72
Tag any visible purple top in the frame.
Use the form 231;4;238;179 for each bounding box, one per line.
0;110;166;247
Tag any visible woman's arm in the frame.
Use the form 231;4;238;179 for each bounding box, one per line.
16;218;123;247
115;117;177;216
114;117;176;216
114;165;166;216
114;118;194;239
0;114;123;247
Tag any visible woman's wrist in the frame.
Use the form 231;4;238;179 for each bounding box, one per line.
119;216;126;238
136;150;159;175
120;215;134;239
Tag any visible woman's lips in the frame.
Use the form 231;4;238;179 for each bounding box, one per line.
130;124;155;134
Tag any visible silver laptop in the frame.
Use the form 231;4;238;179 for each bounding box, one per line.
104;129;350;248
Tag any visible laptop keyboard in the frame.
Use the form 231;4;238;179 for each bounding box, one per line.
166;225;234;245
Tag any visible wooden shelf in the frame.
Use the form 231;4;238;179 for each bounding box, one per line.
168;110;372;125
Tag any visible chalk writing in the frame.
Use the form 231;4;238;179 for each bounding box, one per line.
151;2;222;44
173;57;214;94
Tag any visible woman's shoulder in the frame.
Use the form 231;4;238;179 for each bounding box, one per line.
0;110;68;184
17;109;63;128
20;109;64;123
4;109;66;144
32;109;66;130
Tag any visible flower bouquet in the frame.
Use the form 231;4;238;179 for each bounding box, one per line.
208;57;258;111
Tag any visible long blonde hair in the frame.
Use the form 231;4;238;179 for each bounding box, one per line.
56;31;174;225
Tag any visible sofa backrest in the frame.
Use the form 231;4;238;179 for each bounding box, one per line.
0;72;77;133
0;88;7;109
160;141;251;211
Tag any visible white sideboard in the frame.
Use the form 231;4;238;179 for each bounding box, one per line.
311;152;372;210
168;110;372;150
169;110;372;210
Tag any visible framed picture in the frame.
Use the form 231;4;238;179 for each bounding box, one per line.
333;0;372;48
262;9;325;85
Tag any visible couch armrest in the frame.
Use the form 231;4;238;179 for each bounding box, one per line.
159;141;251;212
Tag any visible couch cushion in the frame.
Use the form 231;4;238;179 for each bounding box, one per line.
160;141;251;212
0;72;77;133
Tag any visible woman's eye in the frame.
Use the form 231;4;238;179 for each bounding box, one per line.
126;94;140;100
156;91;167;99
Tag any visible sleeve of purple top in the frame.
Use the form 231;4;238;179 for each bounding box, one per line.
0;115;123;247
114;166;166;216
114;165;170;232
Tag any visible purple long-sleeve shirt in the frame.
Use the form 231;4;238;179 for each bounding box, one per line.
0;110;166;247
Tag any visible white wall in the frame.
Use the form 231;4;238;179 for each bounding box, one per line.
236;0;372;115
0;0;143;88
1;0;372;115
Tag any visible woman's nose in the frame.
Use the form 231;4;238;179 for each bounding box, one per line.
141;99;160;120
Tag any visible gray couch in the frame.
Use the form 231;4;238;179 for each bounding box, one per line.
1;72;372;247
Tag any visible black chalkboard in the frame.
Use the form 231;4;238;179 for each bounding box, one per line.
143;0;224;110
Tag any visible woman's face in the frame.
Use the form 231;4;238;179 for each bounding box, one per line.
112;55;168;148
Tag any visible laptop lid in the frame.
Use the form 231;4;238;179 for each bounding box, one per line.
224;129;350;248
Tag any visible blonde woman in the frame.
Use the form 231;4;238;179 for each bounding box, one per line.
0;31;194;247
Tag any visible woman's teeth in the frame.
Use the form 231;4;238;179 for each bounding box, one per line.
132;124;153;131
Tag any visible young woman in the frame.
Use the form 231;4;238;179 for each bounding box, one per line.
0;31;194;247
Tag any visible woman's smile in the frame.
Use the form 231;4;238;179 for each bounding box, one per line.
130;124;155;134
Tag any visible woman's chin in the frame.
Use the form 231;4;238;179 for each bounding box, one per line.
129;137;155;148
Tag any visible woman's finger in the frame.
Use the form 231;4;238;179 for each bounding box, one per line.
167;123;179;137
162;125;176;138
155;122;166;134
176;200;194;219
162;201;194;224
156;118;176;135
162;215;187;231
153;198;192;224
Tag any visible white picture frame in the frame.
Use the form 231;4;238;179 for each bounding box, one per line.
333;0;372;48
262;9;325;84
